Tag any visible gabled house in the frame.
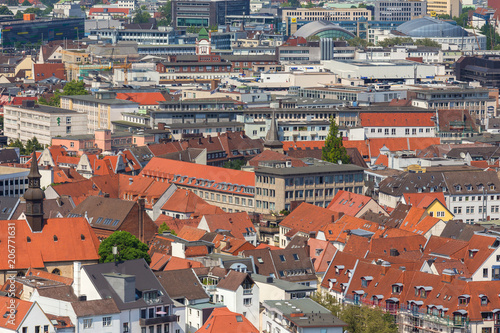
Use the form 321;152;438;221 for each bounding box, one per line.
212;270;260;328
327;190;388;218
77;259;181;333
0;296;56;333
198;212;257;245
243;247;317;287
196;307;258;333
401;192;454;222
252;274;316;302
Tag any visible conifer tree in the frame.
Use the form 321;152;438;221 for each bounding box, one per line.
322;117;350;164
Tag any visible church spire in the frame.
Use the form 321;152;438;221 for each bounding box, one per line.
24;151;45;232
264;111;284;154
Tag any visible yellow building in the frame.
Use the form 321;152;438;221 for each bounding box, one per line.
402;193;454;222
427;0;461;18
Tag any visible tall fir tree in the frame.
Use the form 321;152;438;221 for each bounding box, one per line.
322;117;350;164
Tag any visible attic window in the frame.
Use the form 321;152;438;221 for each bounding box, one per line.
257;257;264;264
95;217;103;224
27;236;31;243
293;254;299;261
279;255;286;262
236;315;243;322
81;234;85;241
112;220;120;226
53;235;58;242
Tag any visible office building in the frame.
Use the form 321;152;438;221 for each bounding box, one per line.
0;17;84;49
427;0;461;17
172;0;250;28
374;0;427;21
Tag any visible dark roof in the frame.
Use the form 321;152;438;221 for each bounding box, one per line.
12;197;75;220
216;270;252;291
82;259;173;311
0;148;19;164
243;247;316;283
37;285;78;302
0;196;18;220
72;299;120;317
155;269;208;301
440;220;486;241
68;196;135;231
447;146;500;160
286;147;368;169
10;104;78;114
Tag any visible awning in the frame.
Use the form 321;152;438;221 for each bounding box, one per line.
454;309;468;315
386;297;399;302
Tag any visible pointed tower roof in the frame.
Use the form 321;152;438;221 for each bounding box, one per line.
264;112;283;150
28;151;41;179
198;27;209;41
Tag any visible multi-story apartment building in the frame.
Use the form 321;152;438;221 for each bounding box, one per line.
374;0;427;21
360;112;436;138
378;169;500;223
172;0;250;28
3;101;87;146
0;166;29;197
253;157;365;213
60;91;139;134
410;87;498;121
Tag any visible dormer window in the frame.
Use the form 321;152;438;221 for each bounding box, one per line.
335;265;344;275
392;283;402;294
458;294;470;305
469;249;479;258
480;294;488;306
466;184;472;191
361;276;373;288
455;185;461;192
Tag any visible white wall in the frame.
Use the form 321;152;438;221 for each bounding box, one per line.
17;302;56;333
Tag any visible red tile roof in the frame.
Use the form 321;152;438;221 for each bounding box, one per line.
0;297;35;331
33;63;66;81
161;189;223;216
248;150;307;167
26;268;73;285
403;192;447;209
164;256;204;270
89;7;130;14
177;225;207;241
360;112;435;127
326;190;376;217
280;202;339;236
0;218;99;271
140;158;255;194
116;92;167;105
196;307;258;333
200;212;254;240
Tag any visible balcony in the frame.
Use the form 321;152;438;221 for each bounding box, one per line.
139;315;177;326
243;288;252;295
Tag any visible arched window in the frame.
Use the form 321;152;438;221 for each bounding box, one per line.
51;268;61;275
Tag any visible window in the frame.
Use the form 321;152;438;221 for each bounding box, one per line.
83;319;93;329
484;268;488;278
123;323;129;332
293;253;299;260
243;298;252;306
279;255;286;262
103;317;112;326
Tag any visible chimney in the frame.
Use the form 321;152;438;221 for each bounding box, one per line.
381;261;391;275
138;198;145;243
442;268;455;283
73;262;82;296
158;122;166;130
266;276;274;283
103;273;136;303
390;248;400;257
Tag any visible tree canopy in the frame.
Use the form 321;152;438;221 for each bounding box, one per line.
223;159;246;170
21;0;31;6
38;80;88;107
157;1;172;26
347;36;373;48
8;137;44;155
133;6;151;24
311;293;398;333
158;222;176;235
481;23;500;50
98;231;151;264
322;117;350;164
0;6;13;15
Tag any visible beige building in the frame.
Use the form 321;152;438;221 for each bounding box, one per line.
427;0;461;17
60;91;139;133
254;158;365;214
4;101;88;146
283;8;371;34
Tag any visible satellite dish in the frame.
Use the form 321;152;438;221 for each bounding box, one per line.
460;152;466;159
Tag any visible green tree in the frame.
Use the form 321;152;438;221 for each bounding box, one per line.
133;6;151;24
6;0;17;6
223;159;246;170
40;80;88;107
347;36;373;48
377;37;413;47
8;139;24;154
158;222;176;235
157;1;171;26
322;117;350;164
24;137;44;155
98;231;151;264
414;38;441;47
21;0;31;6
481;23;500;50
0;6;13;15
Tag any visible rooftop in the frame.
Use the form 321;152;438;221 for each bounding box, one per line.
8;104;78;114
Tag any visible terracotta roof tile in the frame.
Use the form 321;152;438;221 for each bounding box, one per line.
360;112;435;127
116;92;167;105
196;307;258;333
201;212;255;240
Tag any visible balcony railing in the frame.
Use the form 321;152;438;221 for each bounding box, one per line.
139;315;177;326
243;288;252;295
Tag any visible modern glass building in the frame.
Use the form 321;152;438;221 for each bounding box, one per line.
0;17;84;49
293;21;355;40
172;0;250;28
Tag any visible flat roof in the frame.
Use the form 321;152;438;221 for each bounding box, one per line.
62;95;139;105
252;274;316;292
255;159;365;176
0;166;29;175
7;104;78;114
